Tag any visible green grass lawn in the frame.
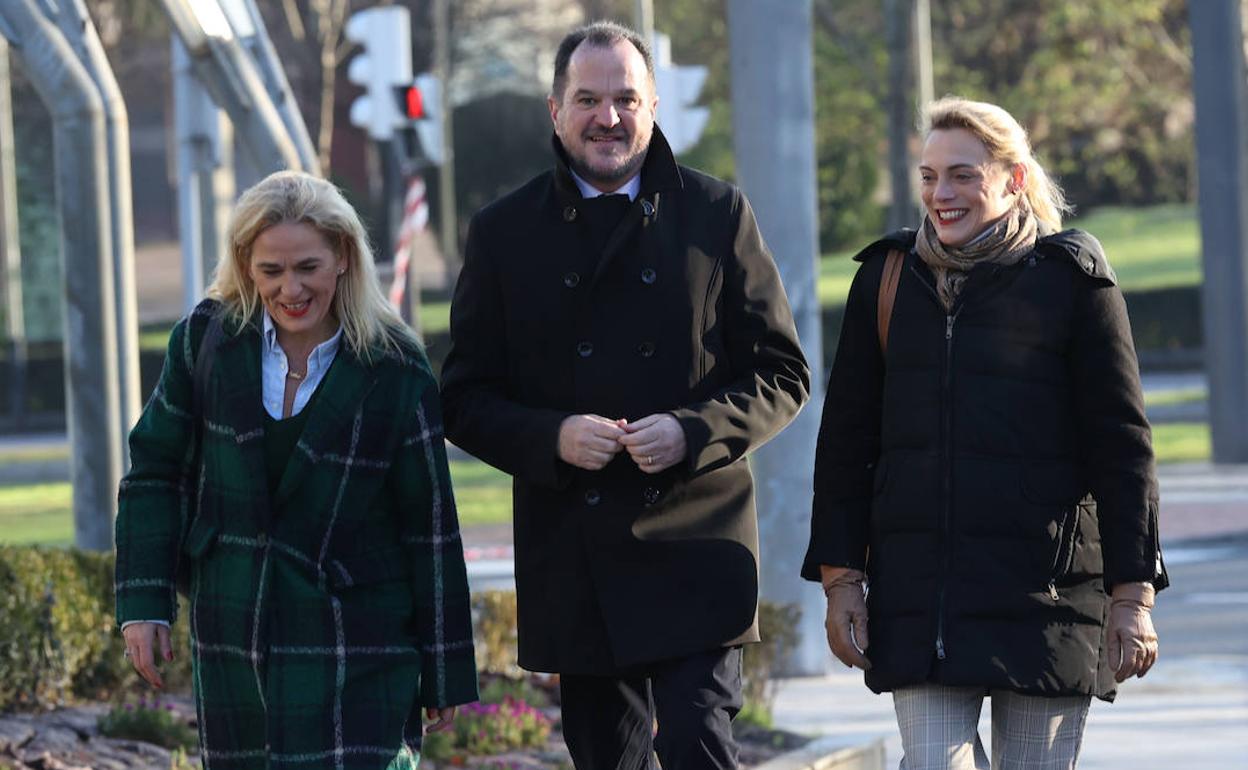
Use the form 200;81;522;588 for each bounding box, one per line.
0;417;1212;547
0;482;74;545
447;458;511;528
0;460;513;546
1152;422;1211;464
818;203;1201;308
1143;387;1205;408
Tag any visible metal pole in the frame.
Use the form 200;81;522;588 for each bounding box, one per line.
434;0;458;283
727;0;826;675
174;38;204;310
1189;0;1248;462
238;0;321;175
0;0;123;551
174;37;235;311
914;0;933;117
634;0;654;39
0;38;27;431
52;0;141;449
886;0;918;231
157;0;303;176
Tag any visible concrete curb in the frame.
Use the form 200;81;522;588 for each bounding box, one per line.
753;736;887;770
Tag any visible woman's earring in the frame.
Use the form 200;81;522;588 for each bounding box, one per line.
337;267;346;275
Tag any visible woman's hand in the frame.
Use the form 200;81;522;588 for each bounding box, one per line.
424;706;457;733
121;622;173;689
821;565;871;670
1108;581;1158;682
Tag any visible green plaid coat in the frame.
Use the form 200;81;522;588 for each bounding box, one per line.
116;300;477;769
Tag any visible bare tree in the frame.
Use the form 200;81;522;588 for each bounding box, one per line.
270;0;353;173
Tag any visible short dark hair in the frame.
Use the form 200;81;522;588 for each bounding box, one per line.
551;20;655;102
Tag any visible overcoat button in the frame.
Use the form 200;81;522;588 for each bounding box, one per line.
576;341;594;357
585;489;601;506
642;486;660;505
640;268;657;284
641;200;655;217
563;206;578;222
637;341;655;358
563;271;580;288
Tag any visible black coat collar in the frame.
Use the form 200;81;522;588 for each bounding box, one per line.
550;124;684;205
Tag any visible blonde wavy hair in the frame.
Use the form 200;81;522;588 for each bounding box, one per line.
207;170;415;363
923;96;1071;232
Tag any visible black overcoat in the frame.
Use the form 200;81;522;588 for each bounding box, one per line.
441;128;810;674
803;228;1168;701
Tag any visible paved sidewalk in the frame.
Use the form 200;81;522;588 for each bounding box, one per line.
770;530;1248;769
770;655;1248;770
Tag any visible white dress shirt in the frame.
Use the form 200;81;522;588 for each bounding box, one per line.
260;310;343;419
569;169;641;201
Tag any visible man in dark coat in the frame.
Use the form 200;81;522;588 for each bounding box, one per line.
440;20;810;770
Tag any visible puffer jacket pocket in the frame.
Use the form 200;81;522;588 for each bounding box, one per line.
1021;462;1084;599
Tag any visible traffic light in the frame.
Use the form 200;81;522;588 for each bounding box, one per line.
391;74;443;165
345;6;413;141
652;33;709;155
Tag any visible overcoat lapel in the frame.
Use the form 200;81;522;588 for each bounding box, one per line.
212;318;268;507
551;128;684;291
272;348;379;509
590;202;646;288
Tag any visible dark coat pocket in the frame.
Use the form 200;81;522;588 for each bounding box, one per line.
181;515;219;559
327;546;412;589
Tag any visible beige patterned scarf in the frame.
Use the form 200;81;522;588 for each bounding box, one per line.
914;203;1039;311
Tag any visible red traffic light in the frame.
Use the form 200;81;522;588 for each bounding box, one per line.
402;85;424;119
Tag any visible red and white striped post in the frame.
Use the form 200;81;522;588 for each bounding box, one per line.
387;175;429;329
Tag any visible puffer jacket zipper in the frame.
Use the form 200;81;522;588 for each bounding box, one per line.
910;264;960;661
1047;506;1079;601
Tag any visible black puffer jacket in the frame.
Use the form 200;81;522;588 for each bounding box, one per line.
802;229;1168;701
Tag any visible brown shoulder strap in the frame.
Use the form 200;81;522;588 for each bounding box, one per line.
877;249;904;354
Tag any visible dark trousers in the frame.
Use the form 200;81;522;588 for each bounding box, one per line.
558;646;743;770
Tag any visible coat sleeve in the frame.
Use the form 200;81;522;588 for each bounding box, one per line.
800;253;886;580
393;374;479;707
1069;276;1168;591
114;314;199;625
440;212;574;489
668;190;811;476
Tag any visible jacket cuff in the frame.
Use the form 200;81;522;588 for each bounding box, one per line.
116;583;177;628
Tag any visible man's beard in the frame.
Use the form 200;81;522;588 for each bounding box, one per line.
568;132;648;188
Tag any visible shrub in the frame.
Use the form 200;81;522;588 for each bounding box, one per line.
418;729;456;762
479;674;551;709
97;694;198;750
0;546;192;711
742;601;801;724
452;697;551;755
472;589;519;675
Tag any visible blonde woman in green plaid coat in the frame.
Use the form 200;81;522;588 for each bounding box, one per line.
115;171;478;769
